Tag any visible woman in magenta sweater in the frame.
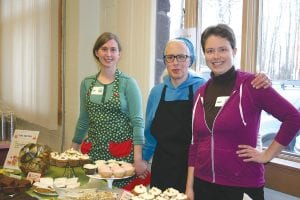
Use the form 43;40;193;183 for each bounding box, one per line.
186;24;300;200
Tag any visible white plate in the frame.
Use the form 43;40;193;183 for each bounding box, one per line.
87;174;133;189
33;189;58;196
87;174;133;180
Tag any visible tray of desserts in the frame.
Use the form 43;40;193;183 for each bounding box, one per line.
55;188;119;200
50;148;90;168
131;184;188;200
0;174;31;194
83;159;135;189
32;177;80;197
86;174;133;182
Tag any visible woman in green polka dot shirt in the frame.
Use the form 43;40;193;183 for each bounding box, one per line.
71;32;147;188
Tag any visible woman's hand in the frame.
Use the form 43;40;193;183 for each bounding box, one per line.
185;186;194;200
251;73;272;89
236;145;268;163
186;167;195;200
237;141;284;164
133;159;148;178
71;142;80;151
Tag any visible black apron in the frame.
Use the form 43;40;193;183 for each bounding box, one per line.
150;85;193;192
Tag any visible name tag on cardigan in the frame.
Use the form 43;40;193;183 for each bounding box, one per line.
91;86;103;95
215;96;229;107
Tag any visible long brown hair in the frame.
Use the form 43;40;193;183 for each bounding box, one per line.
92;32;122;61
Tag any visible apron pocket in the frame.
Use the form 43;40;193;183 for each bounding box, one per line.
81;139;92;154
109;139;132;158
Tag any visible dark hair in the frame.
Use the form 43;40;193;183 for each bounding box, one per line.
201;24;236;53
92;32;122;60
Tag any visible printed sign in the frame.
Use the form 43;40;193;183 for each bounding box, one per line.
4;129;39;170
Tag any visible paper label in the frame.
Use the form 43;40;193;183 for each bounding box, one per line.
27;172;41;183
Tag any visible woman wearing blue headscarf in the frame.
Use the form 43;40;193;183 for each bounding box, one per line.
142;38;204;192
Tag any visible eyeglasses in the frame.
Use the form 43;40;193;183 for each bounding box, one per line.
163;54;190;63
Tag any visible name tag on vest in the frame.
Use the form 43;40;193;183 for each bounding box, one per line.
91;86;104;95
215;96;229;107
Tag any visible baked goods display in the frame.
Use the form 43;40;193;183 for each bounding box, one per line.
50;148;90;167
85;159;136;189
86;159;135;179
132;184;188;200
56;189;118;200
0;174;31;194
0;192;39;200
32;177;80;196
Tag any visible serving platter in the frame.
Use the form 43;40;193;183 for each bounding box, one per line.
87;174;133;189
33;189;58;196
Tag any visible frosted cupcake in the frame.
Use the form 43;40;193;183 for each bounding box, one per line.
98;165;112;178
111;166;126;178
49;152;59;166
121;164;135;176
94;160;107;167
132;184;147;196
79;154;90;165
149;187;162;197
55;155;68;167
139;192;154;200
83;164;98;175
163;188;179;198
175;193;188;200
68;155;80;167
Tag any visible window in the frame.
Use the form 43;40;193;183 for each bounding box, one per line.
198;0;243;70
257;0;300;156
0;0;61;130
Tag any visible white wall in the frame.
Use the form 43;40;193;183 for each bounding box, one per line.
63;0;156;148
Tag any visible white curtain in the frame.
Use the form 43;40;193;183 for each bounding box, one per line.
0;0;59;130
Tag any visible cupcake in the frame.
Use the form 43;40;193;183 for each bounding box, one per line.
107;159;118;164
139;192;154;200
98;165;112;178
132;184;147;196
79;154;90;165
55;155;68;167
94;160;107;167
49;152;58;165
121;164;135;176
111;166;125;178
176;193;188;200
65;148;79;155
68;155;80;167
163;188;179;198
83;164;98;175
107;162;119;168
149;187;162;196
